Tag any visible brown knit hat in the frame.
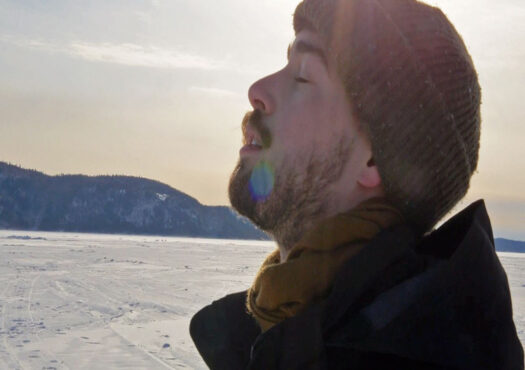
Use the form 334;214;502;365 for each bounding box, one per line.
294;0;481;234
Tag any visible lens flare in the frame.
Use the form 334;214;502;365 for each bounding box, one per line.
249;161;275;201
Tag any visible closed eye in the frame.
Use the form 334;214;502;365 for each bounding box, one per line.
295;76;309;83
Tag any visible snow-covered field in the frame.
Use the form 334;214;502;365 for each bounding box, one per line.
0;230;523;369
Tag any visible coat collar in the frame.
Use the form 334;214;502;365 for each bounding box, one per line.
324;200;523;369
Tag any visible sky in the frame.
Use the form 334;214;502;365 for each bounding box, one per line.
0;0;524;240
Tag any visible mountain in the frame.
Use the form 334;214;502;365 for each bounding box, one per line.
0;162;268;240
495;238;525;253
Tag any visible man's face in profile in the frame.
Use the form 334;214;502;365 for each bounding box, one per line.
228;29;371;246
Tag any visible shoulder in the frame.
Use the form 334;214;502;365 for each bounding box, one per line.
190;290;260;370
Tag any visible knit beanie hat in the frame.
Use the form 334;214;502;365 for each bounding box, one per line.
294;0;481;234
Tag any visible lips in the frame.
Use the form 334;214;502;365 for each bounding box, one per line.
243;130;263;148
240;133;263;155
239;110;271;156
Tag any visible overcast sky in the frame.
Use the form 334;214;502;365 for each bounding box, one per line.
1;0;524;240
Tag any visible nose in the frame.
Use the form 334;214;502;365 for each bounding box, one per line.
248;74;276;115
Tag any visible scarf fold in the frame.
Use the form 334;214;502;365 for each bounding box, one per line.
246;197;404;332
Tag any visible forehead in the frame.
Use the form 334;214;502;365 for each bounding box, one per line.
288;29;333;70
288;30;325;58
293;29;323;48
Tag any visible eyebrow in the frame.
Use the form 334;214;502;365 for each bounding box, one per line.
287;40;328;69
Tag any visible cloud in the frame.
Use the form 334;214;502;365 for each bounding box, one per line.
188;86;241;98
69;42;232;70
1;35;237;71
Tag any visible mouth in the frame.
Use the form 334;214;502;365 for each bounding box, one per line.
239;110;269;157
240;134;264;156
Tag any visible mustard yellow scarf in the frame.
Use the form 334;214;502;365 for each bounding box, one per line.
246;198;404;332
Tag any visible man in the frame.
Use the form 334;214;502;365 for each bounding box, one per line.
190;0;524;368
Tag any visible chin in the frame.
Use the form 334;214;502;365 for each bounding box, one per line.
228;160;257;222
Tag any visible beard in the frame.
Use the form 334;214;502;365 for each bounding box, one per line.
228;111;352;249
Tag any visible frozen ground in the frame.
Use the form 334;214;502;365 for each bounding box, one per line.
0;230;274;369
0;230;523;369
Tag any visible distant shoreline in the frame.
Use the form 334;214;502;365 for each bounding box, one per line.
0;228;276;246
1;228;521;253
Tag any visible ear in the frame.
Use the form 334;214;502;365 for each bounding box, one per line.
357;157;382;188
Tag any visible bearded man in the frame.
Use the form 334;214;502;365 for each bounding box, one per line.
189;0;523;368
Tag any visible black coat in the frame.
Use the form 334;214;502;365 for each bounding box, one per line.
190;200;524;369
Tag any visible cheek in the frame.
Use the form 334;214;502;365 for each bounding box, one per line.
325;93;356;138
271;88;352;154
303;95;352;148
272;100;320;146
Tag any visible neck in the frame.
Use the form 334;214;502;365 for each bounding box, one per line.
271;192;387;262
271;215;319;262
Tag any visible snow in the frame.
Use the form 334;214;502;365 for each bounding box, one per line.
0;230;274;369
0;230;523;369
498;252;525;346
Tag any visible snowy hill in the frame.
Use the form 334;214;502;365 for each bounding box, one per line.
0;162;268;240
496;238;525;253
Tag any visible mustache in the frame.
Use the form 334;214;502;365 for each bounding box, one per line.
242;110;272;149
